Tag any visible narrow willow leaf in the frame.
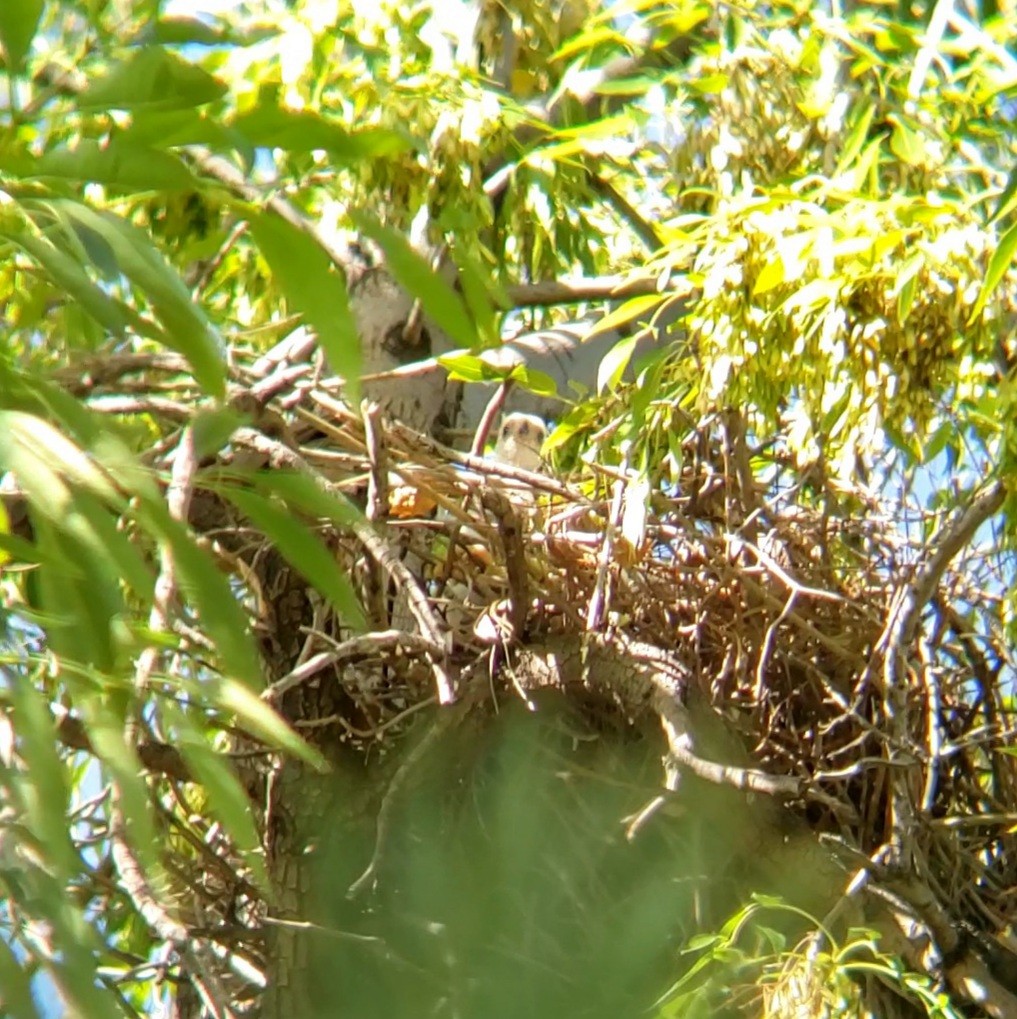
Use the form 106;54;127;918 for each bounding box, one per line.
6;230;136;337
835;104;876;176
597;334;638;393
621;473;650;550
0;411;120;506
888;116;925;167
234;103;409;159
0;939;37;1019
970;220;1017;322
8;677;78;880
0;0;43;73
136;504;263;689
752;255;785;296
352;213;477;348
164;704;269;893
76;47;227;110
75;696;162;877
255;470;362;528
509;364;557;396
225;486;365;628
249;212;360;401
50;202;226;397
989;164;1017;224
453;249;505;348
214;678;327;771
36;519;123;672
73;494;156;604
0;498;10;567
439;352;509;383
122;107;237;149
585;294;661;338
27;139;197;191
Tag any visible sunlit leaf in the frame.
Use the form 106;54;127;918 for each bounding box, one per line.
250;212;360;399
8;677;77;879
0;0;43;73
621;473;650;549
214;677;327;771
585;294;661;338
0;939;36;1019
165;703;269;892
224;486;365;628
134;500;263;689
352;213;477;348
255;470;362;528
4;229;138;337
50;202;226;397
20;139;196;191
234;102;410;159
752;255;785;296
598;334;638;393
970;220;1017;321
76;47;227;110
888;116;925;167
79;698;163;875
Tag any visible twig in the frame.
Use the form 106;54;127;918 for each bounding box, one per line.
231;427;456;705
471;381;513;456
263;631;446;702
361;400;390;628
877;480;1004;866
587;455;628;632
482;489;528;638
506;275;662;308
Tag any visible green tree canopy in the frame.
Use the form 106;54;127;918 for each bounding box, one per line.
0;0;1015;1016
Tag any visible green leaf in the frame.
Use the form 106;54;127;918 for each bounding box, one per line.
752;255;785;296
970;220;1017;322
79;697;162;876
165;703;269;892
834;103;877;176
0;0;43;74
598;334;638;393
35;518;124;672
213;677;327;771
152;15;231;46
5;229;137;337
989;163;1017;224
50;202;226;397
249;212;360;400
0;410;121;507
585;294;661;338
509;364;558;396
134;498;263;689
0;939;36;1019
888;115;926;167
121;108;240;150
894;253;923;325
439;352;510;383
253;470;362;528
352;213;477;348
192;407;246;460
9;678;78;880
76;47;227;111
688;73;729;94
22;139;196;191
234;102;410;159
224;486;365;628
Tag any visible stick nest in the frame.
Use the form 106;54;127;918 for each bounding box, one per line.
285;406;1016;955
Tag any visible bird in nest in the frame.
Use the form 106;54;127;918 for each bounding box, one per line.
492;412;547;473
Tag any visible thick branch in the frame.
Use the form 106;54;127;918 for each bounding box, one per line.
507;275;662;308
